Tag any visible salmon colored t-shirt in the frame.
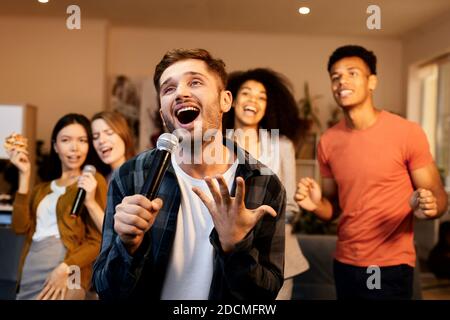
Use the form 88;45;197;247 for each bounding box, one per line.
318;110;433;267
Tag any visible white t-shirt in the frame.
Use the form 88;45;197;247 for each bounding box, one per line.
32;180;66;242
160;156;238;300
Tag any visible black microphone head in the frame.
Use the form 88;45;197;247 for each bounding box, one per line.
83;164;96;176
156;133;178;153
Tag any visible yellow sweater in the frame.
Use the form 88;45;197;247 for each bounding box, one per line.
12;172;107;291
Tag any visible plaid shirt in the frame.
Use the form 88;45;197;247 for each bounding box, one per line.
93;140;285;300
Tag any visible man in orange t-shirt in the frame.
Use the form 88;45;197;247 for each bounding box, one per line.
295;45;448;299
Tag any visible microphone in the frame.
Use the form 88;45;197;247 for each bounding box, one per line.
70;164;97;217
140;133;178;200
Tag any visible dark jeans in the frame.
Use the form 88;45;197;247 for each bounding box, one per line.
333;259;414;300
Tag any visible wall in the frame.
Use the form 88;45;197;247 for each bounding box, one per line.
403;11;450;70
108;27;403;150
0;17;404;152
0;16;108;152
403;10;450;122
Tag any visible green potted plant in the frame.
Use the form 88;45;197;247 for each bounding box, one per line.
297;82;322;133
292;209;337;235
294;82;339;234
297;82;322;159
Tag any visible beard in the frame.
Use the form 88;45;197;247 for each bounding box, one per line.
160;94;224;155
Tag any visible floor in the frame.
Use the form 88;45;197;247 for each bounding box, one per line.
420;272;450;300
419;258;450;300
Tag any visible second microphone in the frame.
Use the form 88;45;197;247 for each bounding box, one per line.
71;164;97;217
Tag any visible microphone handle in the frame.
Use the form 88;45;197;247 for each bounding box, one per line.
140;149;171;200
71;189;86;217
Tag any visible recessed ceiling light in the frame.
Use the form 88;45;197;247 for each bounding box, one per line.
38;0;49;3
299;7;310;15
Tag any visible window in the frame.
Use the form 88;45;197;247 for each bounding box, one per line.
415;55;450;180
435;59;450;180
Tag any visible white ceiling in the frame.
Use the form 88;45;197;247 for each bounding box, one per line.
1;0;450;38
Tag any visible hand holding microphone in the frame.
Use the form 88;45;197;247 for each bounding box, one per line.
114;133;178;254
71;165;97;217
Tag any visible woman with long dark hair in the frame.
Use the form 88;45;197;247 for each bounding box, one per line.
9;113;107;300
223;68;309;300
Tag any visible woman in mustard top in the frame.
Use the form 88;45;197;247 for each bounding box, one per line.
8;113;107;300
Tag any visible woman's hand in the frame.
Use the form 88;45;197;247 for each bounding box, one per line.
7;148;31;194
8;148;30;176
78;171;97;207
37;262;70;300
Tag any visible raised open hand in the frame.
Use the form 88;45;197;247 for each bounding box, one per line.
193;175;276;253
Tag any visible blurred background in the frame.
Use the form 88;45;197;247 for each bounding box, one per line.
0;0;449;299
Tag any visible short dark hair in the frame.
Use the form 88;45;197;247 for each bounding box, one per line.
327;45;377;75
153;48;228;95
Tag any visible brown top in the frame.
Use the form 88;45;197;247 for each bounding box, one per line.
12;172;107;290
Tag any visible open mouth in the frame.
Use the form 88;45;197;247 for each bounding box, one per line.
101;147;112;157
243;106;257;115
176;106;200;124
338;90;353;98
